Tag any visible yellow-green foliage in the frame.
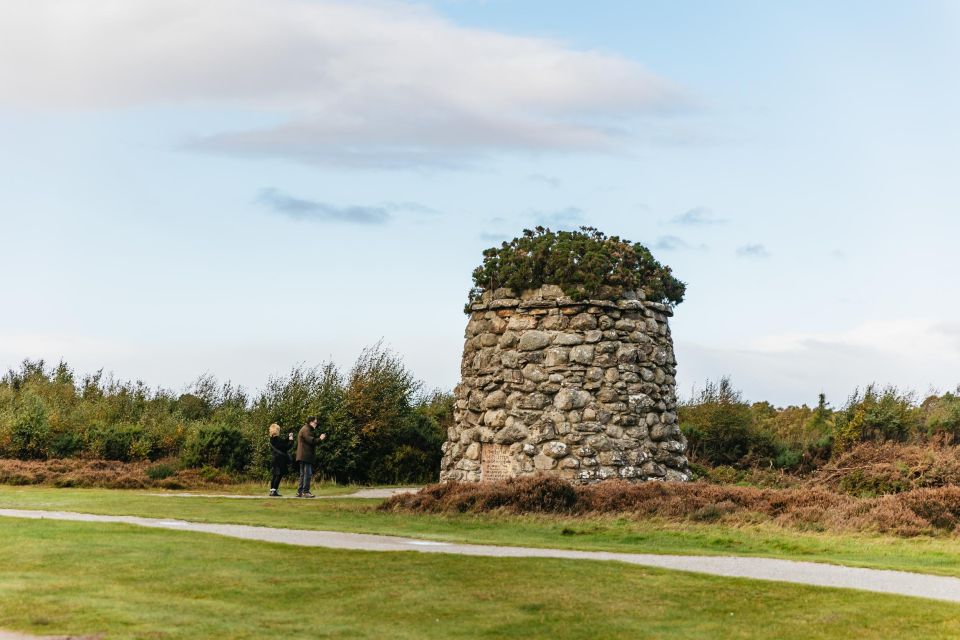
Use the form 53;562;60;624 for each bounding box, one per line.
0;351;452;484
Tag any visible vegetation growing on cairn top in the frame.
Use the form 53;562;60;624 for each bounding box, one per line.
468;226;686;308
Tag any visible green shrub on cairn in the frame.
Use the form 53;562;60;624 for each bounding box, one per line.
468;226;685;309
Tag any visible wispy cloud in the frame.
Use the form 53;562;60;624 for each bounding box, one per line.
256;188;434;225
527;174;561;188
531;207;585;228
671;207;726;226
736;243;770;258
654;235;707;251
0;1;690;169
478;232;509;243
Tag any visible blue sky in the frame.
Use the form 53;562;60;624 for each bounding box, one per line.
2;0;959;406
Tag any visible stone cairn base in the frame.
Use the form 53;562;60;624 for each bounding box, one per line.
440;285;690;484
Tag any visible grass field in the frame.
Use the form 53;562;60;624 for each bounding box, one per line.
1;516;960;640
3;486;960;578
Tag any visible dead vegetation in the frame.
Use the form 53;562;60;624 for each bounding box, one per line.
0;458;240;490
381;472;960;537
812;441;960;495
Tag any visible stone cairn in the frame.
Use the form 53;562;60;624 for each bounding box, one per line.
440;285;690;484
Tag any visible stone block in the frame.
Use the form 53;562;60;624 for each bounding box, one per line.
554;388;591;410
518;331;551;351
534;453;557;470
569;344;595;365
542;441;569;458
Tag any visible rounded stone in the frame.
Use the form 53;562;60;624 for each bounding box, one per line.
518;331;551;351
483;409;507;428
569;313;598;330
542;441;569;458
484;390;506;409
553;333;584;346
554;388;591;410
522;364;547;382
569;345;595;365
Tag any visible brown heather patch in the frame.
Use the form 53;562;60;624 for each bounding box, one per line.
812;441;960;495
0;458;241;490
380;475;960;537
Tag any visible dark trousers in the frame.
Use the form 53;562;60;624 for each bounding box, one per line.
270;469;285;492
298;462;314;494
270;459;288;492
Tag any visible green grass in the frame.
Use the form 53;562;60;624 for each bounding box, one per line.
148;480;364;496
3;486;960;578
1;517;959;639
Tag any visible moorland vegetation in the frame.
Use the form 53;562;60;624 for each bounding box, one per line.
0;346;450;486
3;351;960;503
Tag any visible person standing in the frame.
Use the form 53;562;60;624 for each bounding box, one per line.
296;416;326;498
268;423;294;497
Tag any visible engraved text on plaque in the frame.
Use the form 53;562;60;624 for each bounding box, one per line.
480;444;513;481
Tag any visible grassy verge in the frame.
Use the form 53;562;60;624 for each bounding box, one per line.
1;518;959;639
143;480;364;496
2;486;960;578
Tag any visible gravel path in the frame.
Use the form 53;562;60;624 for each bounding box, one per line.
3;508;960;603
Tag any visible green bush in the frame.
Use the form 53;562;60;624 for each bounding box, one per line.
922;392;960;442
180;424;253;473
680;378;777;467
48;432;84;458
146;463;176;481
773;447;802;470
87;424;144;462
175;393;211;421
832;385;920;455
469;226;685;307
8;394;51;460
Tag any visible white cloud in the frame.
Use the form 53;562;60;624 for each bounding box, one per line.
676;318;960;406
0;0;686;168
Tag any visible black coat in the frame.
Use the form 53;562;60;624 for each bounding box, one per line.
270;435;294;472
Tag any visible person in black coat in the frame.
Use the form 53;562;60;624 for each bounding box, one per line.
268;423;294;496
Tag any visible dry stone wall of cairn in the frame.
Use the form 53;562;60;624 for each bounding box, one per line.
440;285;691;484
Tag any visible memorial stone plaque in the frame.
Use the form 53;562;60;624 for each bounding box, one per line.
480;444;513;481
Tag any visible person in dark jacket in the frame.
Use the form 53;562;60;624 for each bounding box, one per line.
268;423;294;497
296;416;326;498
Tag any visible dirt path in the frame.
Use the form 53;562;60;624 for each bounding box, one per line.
3;508;960;603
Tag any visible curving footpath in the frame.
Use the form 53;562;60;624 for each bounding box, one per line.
2;508;960;604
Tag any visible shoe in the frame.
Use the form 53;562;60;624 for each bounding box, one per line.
296;492;303;498
274;492;282;497
269;489;277;496
303;492;317;498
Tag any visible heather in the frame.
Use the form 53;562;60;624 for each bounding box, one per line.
382;474;960;537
